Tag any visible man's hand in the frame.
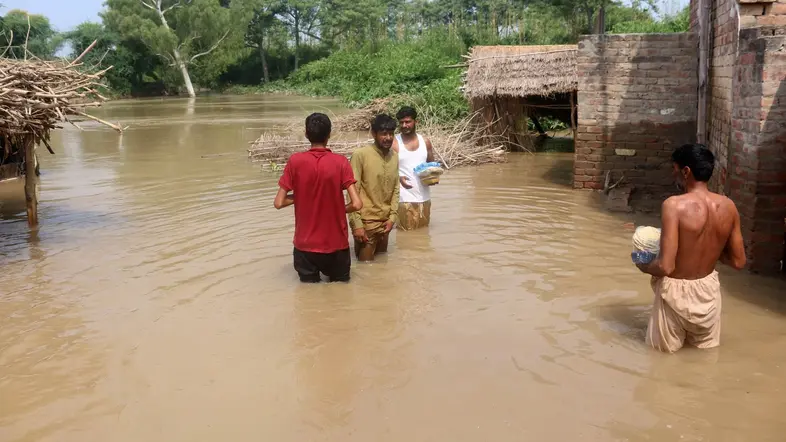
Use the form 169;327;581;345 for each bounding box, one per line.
400;176;413;189
384;220;394;233
636;262;652;275
353;228;369;243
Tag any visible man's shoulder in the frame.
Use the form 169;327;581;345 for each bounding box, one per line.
662;194;685;209
288;151;309;162
325;151;350;163
665;191;739;220
351;145;373;157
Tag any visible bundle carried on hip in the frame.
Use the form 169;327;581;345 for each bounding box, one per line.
631;226;661;264
414;162;444;186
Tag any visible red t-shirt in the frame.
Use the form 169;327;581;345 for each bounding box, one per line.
278;148;356;253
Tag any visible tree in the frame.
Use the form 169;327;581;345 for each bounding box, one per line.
64;21;168;96
103;0;237;97
0;10;61;59
273;0;320;71
242;0;282;83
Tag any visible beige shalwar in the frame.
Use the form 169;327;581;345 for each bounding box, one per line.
645;271;722;353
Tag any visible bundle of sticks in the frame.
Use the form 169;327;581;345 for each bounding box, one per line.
248;110;511;171
0;45;120;159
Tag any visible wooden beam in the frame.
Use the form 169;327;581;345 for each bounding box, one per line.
570;92;577;143
24;139;38;227
697;0;710;144
530;114;546;135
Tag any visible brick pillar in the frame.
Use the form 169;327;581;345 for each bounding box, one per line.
730;28;786;274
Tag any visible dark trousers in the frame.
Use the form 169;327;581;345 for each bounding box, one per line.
293;247;351;283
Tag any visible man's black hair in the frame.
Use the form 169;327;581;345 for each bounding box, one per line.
672;143;715;182
305;112;331;144
396;106;417;121
371;114;397;133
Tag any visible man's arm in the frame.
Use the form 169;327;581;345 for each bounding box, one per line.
637;198;679;277
345;183;363;213
720;205;746;270
387;157;400;229
348;152;364;230
274;162;295;209
425;137;435;163
273;188;294;209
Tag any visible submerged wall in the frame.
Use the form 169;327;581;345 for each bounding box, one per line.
575;33;698;211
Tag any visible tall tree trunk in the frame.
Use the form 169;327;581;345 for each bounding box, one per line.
153;3;196;97
586;8;594;34
294;14;300;71
259;45;270;83
175;50;196;97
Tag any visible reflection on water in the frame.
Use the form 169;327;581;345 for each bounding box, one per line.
1;95;785;442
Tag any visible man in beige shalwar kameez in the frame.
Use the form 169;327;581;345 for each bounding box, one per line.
636;144;746;353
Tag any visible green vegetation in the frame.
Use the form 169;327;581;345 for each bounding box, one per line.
610;4;690;34
1;0;689;123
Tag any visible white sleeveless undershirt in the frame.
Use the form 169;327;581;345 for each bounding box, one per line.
396;133;430;203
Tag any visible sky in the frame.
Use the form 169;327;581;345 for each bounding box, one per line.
2;0;104;33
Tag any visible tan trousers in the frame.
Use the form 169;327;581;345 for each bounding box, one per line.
397;201;431;231
646;271;722;353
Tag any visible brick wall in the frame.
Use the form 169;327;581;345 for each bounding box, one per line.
706;0;738;194
575;34;698;211
729;27;786;273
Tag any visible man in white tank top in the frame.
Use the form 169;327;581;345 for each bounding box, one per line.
392;107;435;231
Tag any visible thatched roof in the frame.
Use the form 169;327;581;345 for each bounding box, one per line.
463;45;578;99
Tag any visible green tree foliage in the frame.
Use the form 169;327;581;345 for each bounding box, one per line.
11;0;690;122
0;9;61;59
64;22;168;96
610;5;689;33
102;0;244;97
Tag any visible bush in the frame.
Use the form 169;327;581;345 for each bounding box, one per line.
610;6;690;34
285;32;469;125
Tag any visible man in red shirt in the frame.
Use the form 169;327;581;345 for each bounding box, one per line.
274;113;363;283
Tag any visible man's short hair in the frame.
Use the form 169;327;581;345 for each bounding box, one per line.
672;143;715;182
371;114;397;133
396;106;417;121
305;112;331;144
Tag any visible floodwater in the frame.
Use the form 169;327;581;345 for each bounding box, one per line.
1;95;785;442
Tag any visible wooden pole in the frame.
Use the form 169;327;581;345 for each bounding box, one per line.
24;138;38;227
697;0;710;144
570;92;577;143
69;39;98;67
530;114;547;136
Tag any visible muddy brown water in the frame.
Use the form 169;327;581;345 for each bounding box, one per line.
1;96;785;442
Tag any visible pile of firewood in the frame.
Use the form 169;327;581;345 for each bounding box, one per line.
0;47;120;157
248;110;510;171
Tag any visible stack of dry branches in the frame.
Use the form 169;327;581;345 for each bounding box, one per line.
248;110;510;171
0;40;120;161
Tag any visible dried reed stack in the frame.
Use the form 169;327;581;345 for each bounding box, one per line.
0;39;118;226
248;110;510;171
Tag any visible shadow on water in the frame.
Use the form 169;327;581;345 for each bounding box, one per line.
540;157;575;188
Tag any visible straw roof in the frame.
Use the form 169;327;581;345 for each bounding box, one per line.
463;45;578;99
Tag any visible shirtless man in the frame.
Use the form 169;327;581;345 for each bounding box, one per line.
393;106;435;231
636;144;746;353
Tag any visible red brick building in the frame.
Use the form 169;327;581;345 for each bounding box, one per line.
575;0;786;275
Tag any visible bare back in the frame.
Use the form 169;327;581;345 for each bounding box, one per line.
669;191;739;279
